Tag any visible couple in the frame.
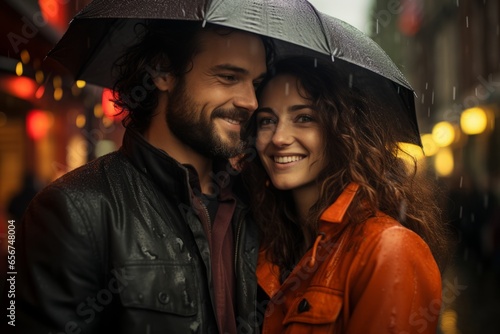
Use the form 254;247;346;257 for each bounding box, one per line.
16;21;448;333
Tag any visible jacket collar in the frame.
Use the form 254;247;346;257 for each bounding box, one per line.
120;128;235;202
257;182;360;298
319;182;359;224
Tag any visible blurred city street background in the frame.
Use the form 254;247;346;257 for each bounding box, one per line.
1;0;499;332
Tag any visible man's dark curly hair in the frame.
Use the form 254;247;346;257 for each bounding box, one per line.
112;20;275;133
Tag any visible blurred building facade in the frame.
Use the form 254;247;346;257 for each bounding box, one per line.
370;0;500;333
0;0;124;225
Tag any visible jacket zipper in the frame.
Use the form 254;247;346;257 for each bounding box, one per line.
233;209;244;271
198;196;212;245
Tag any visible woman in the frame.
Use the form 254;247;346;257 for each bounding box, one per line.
241;57;450;333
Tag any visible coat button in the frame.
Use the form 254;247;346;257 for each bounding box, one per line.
298;298;310;313
158;292;170;304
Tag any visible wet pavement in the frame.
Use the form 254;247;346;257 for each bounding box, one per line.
438;246;500;333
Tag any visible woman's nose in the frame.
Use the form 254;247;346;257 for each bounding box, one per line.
271;122;293;147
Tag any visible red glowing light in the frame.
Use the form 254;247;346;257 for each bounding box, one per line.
102;88;124;121
26;110;51;140
0;76;37;100
38;0;68;33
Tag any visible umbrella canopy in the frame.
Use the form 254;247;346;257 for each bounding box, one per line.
46;0;421;145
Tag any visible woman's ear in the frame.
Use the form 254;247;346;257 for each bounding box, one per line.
152;72;174;92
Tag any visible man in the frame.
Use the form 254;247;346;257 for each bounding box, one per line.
16;20;269;333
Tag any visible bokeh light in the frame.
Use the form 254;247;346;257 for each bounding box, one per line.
432;121;456;147
460;107;488;135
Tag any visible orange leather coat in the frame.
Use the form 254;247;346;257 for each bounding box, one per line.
256;183;442;333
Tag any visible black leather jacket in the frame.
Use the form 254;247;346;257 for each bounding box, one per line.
15;129;259;333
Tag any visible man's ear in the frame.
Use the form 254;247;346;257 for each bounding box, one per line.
152;72;175;92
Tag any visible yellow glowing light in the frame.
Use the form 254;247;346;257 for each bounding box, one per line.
460;107;488;135
76;114;86;128
435;148;454;177
440;309;459;334
432;122;455;147
102;116;114;128
421;134;439;156
94;104;103;118
398;142;424;163
53;87;63;101
76;80;86;88
35;70;44;84
20;49;30;64
53;76;62;88
15;62;23;76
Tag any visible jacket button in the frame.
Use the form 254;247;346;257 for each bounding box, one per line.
158;292;170;304
298;298;310;313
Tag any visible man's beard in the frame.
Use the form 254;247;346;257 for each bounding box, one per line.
166;79;250;159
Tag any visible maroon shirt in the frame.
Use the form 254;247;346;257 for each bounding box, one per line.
188;164;237;334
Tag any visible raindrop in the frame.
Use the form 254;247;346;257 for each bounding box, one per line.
425;82;428;90
176;237;184;252
331;54;335;62
421;93;425;104
190;321;200;333
459;206;463;219
427;107;431;117
348;74;353;88
314;58;317;68
202;19;207;28
182;8;186;17
459;176;463;188
376;19;379;34
141;247;158;260
466;16;469;28
471;213;475;223
146;324;151;334
456;0;459;6
453;86;456;100
431;91;435;104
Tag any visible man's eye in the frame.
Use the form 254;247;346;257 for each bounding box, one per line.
218;74;237;82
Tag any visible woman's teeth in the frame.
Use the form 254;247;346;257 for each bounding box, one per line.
274;156;304;164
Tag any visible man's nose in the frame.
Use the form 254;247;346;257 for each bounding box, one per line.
233;83;259;113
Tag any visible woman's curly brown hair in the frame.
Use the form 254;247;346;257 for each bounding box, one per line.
241;56;451;273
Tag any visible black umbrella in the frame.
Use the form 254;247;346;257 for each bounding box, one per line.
46;0;421;145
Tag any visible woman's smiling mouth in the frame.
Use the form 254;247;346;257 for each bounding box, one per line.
273;155;305;164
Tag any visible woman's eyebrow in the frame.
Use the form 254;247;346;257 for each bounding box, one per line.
289;104;315;112
255;107;274;115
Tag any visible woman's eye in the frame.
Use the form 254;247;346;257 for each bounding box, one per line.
297;115;314;123
257;118;276;127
